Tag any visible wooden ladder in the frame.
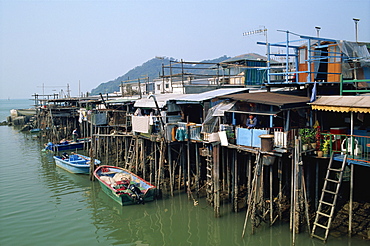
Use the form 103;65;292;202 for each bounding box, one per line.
242;152;262;237
205;149;213;205
125;137;136;170
311;153;348;242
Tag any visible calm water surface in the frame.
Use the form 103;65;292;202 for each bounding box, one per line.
0;99;368;246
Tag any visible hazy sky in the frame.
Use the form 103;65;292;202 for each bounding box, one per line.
1;0;369;99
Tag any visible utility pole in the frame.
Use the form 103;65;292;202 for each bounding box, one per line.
315;26;321;38
353;18;360;42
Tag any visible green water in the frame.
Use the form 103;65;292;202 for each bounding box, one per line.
0;99;368;246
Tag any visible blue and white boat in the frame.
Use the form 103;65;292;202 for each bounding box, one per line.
53;153;101;174
44;139;90;152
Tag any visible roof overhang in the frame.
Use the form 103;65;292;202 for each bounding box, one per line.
310;96;370;113
219;92;310;109
227;110;280;116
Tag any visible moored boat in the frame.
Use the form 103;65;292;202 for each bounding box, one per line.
94;165;156;205
11;108;37;117
53;153;101;174
44;139;90;152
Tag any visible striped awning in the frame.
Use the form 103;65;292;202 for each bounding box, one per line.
310;96;370;113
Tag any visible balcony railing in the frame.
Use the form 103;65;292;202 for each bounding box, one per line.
321;132;370;166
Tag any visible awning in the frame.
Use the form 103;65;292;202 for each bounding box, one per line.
219;92;310;109
212;101;236;116
227;110;280;116
310;96;370;113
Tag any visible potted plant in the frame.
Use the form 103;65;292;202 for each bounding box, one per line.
226;130;235;144
299;128;316;150
321;138;331;157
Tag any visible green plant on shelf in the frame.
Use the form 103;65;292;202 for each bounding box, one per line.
299;128;316;144
321;137;331;154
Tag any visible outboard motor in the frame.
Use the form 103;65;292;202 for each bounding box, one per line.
62;152;69;159
129;184;144;204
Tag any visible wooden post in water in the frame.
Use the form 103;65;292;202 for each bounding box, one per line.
154;141;158;189
290;145;295;232
115;136;119;166
89;136;95;181
234;150;239;213
124;136;129;168
149;141;154;185
195;142;200;197
221;146;226;191
142;139;146;180
349;164;354;237
178;147;182;191
247;154;252;206
270;164;273;224
227;148;231;199
168;142;173;196
135;137;139;172
187;121;191;199
213;144;220;218
278;157;283;220
105;134;109;164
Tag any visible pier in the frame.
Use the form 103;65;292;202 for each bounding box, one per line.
9;37;370;243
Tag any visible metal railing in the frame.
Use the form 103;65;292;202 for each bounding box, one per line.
321;132;370;164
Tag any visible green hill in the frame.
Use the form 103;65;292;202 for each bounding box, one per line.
90;56;230;95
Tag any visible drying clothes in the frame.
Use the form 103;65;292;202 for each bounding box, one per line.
175;127;187;141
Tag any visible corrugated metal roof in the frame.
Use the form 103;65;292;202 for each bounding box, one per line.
219;92;310;109
310;96;370;113
176;88;249;104
134;93;193;108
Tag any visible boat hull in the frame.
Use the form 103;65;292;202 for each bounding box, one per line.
15;108;36;116
45;140;89;152
53;154;101;174
94;165;156;206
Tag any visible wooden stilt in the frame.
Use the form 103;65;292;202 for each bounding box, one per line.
290;146;295;232
349;164;354;237
248;154;252;206
221;146;226;191
270;164;273;224
89;135;95;181
124;137;129;169
242;152;262;237
150;141;154;185
154;141;158;189
227;148;231;199
213;144;220;218
178;145;183;191
142;139;146;180
195;142;200;197
187;131;191;199
278;157;282;220
168;143;173;196
234;150;238;213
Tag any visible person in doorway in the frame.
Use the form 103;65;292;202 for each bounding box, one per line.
72;128;79;142
246;114;258;128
